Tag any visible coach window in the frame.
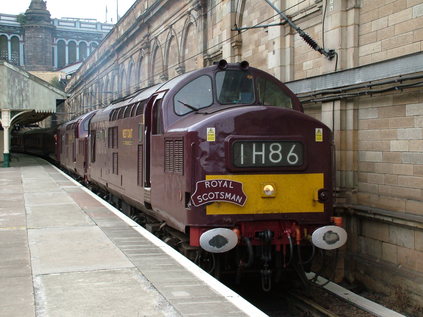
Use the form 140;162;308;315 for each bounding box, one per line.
174;75;213;115
124;105;132;118
256;77;292;109
117;107;125;120
136;101;146;116
110;109;117;121
130;103;137;117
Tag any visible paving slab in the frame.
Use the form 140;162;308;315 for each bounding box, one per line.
0;229;31;278
24;191;75;206
26;204;93;228
29;226;134;275
0;184;23;194
0;207;27;228
0;275;35;316
34;269;180;317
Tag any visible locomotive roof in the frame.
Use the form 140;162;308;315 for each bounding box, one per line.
90;60;303;126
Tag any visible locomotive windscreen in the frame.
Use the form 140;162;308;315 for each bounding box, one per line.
216;70;254;104
256;77;293;109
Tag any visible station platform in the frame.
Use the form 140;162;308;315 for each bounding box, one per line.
0;154;266;317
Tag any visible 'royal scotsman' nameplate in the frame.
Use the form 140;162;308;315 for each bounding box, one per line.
191;179;247;207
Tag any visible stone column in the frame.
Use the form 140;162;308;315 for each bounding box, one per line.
65;42;69;66
76;43;80;61
19;40;24;66
7;38;12;61
1;109;11;167
53;43;58;68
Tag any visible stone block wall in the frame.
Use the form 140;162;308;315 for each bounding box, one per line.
356;90;423;215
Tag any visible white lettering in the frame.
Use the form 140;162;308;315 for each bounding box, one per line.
287;144;299;165
269;143;283;163
253;143;265;164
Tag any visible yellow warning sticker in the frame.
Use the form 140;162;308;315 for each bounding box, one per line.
207;127;216;142
315;128;323;142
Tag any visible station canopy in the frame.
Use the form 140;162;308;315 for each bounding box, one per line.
0;60;67;128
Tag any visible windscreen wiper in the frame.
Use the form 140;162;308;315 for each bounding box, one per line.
177;100;199;112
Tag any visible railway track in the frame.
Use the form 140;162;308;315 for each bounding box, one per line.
286;292;340;317
228;275;400;317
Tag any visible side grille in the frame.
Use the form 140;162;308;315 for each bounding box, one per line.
165;138;184;174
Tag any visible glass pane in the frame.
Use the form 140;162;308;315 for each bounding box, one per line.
256;77;293;109
174;75;213;115
216;70;254;104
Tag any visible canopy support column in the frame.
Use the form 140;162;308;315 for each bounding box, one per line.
1;109;11;167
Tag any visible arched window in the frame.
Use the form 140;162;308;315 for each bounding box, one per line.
120;69;127;97
182;23;196;72
10;36;20;65
0;35;7;61
57;40;66;68
68;41;77;64
152;42;163;84
79;42;87;61
166;35;179;79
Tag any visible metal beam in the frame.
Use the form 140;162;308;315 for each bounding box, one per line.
286;52;423;95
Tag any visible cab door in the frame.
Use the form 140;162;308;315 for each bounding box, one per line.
143;91;166;206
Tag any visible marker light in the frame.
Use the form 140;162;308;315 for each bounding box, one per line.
262;184;276;197
199;228;238;253
312;225;347;250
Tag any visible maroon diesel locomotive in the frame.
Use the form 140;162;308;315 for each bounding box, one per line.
18;60;347;290
85;60;346;288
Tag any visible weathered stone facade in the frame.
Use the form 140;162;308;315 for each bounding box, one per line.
65;0;423;311
0;0;112;71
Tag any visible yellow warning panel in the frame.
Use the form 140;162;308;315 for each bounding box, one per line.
315;128;323;142
207;127;215;142
205;173;325;215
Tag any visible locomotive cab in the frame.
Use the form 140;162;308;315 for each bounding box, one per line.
144;61;347;286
